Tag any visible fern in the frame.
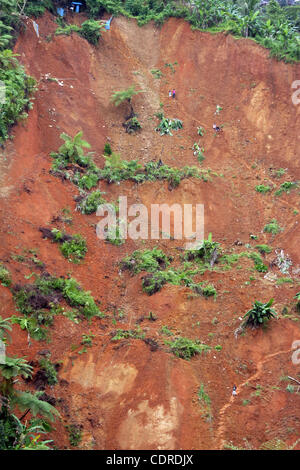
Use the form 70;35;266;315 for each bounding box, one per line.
12;391;60;422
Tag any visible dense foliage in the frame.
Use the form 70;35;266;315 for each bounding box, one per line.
50;132;215;195
166;336;211;360
0;50;36;143
0;1;36;143
83;0;300;62
0;317;59;450
55;18;104;45
10;272;103;340
4;1;298;64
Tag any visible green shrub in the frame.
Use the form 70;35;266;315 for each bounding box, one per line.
42;228;87;263
255;244;272;254
249;252;268;273
76;190;107;214
197;383;212;420
98;153;144;184
110;86;142;120
39;356;58;386
111;328;145;341
55;24;80;36
160;325;173;336
62;278;101;319
166;336;211;360
11;273;102;339
197;384;211;406
270;168;286;178
73;169;100;190
0;50;36;143
66;424;82;447
193;143;205;163
81;332;95;347
105;222;125;246
263;219;282;235
60;235;87;263
103;142;112;155
142;271;169;295
184;233;220;264
275;181;298;196
50;132;101;190
151;68;162;79
164;62;178;74
242;299;277;329
80;20;104;45
86;0;122;17
123;116;142;134
142;267;192;295
50;131;92;166
121;248;171;274
155;113;183;136
254;262;268;273
201;284;217;298
11;314;52;342
276;277;293;285
0;264;11;287
255;184;272;193
55;19;103;45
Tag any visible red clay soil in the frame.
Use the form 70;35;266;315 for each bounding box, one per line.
0;11;300;450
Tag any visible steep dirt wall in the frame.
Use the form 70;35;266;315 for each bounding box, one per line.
0;12;299;450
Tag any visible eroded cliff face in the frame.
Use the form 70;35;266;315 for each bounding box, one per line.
0;11;299;449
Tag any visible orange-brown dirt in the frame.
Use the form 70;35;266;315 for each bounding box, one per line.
0;11;300;450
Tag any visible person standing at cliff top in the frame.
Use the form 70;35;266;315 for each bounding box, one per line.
172;89;176;98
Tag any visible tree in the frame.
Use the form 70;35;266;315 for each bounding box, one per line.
110;85;143;119
236;0;261;16
0;338;60;450
0;356;32;397
57;131;92;164
234;0;262;37
80;20;104;45
192;0;227;29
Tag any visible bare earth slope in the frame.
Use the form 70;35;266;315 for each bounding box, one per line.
0;12;300;450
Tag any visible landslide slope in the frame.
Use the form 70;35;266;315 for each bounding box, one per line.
0;12;300;450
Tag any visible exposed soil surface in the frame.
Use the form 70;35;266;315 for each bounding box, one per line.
0;12;300;449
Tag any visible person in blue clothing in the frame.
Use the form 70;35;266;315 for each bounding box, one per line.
172;89;176;99
213;123;221;132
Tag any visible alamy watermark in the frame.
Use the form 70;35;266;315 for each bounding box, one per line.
291;80;300;105
291;340;300;365
0;340;5;364
0;80;6;107
96;196;204;249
